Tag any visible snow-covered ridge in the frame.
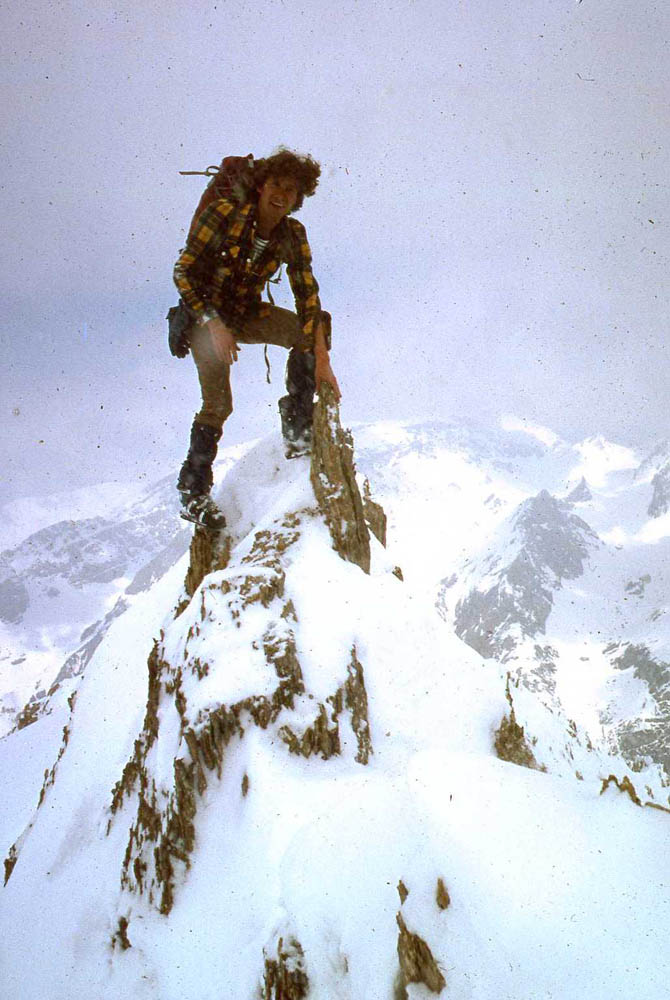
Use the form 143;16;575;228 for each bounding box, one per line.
2;418;670;998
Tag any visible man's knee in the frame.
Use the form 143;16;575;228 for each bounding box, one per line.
197;392;233;431
239;306;301;348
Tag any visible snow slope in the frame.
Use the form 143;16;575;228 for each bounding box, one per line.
0;444;254;737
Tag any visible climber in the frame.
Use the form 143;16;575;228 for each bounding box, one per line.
173;148;340;530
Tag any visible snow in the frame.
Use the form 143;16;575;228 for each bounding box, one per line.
636;510;670;544
0;440;258;739
568;436;640;491
2;422;670;998
499;414;560;448
0;481;147;551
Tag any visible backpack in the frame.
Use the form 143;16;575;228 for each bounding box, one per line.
167;154;256;358
181;153;255;239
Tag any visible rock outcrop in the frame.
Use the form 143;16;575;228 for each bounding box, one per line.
110;501;375;915
310;384;374;573
262;936;310;999
494;677;541;770
395;912;446;995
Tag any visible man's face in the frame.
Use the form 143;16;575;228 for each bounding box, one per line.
257;176;300;224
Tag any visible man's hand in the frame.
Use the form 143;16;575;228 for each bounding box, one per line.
206;316;239;365
315;351;341;400
314;319;341;400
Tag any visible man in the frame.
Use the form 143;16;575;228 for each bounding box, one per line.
173;148;340;530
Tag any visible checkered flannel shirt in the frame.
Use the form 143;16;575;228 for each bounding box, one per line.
173;196;322;351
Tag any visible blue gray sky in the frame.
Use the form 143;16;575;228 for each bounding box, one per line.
2;0;669;499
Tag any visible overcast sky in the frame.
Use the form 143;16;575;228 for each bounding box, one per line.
2;0;669;499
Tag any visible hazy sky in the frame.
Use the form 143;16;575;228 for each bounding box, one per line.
2;0;669;499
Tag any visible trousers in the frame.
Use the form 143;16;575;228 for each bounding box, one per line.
190;305;311;431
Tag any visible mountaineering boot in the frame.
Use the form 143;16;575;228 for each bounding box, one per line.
179;493;227;530
177;420;226;530
278;349;316;458
177;419;221;495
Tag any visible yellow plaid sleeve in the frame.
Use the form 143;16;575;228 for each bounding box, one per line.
173;199;236;318
286;219;322;351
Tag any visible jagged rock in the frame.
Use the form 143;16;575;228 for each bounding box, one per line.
38;719;73;807
494;678;541;771
344;648;373;764
436;878;450;910
112;916;132;951
310;384;371;574
3;846;17;886
262;936;309;1000
15;701;40;731
182;526;231;603
395;912;446;995
280;700;341;759
600;773;670;813
398;879;409;904
494;712;540;769
362;477;387;547
278;647;373;765
600;773;642;806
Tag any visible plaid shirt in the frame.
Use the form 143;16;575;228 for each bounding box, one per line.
173;196;322;350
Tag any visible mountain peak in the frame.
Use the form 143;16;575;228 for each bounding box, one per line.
450;488;600;659
565;476;592;504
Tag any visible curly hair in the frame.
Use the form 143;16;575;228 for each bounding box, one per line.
252;148;321;212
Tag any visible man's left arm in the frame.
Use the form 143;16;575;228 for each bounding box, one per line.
287;221;341;399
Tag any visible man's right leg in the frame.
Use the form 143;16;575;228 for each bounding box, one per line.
177;324;233;529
